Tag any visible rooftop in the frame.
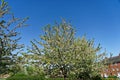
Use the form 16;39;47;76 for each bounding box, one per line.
107;54;120;64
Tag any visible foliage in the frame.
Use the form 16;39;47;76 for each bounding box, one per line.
71;37;106;79
92;75;102;80
11;52;45;76
0;0;9;17
7;74;65;80
6;76;45;80
7;77;67;80
102;78;119;80
30;20;107;80
0;78;6;80
0;0;28;74
0;0;107;79
12;72;27;77
30;20;75;79
107;76;118;78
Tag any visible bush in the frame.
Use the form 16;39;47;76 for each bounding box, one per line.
6;77;66;80
92;75;102;80
12;72;27;77
6;74;65;80
6;72;45;80
46;78;65;80
6;76;45;80
0;78;6;80
108;76;118;78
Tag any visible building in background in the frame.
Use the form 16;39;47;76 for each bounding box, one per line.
101;54;120;77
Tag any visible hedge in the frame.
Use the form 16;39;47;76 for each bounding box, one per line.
6;76;66;80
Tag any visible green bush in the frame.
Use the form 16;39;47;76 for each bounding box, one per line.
12;72;27;77
102;77;119;80
6;72;45;80
0;78;6;80
6;77;66;80
108;76;118;78
46;78;64;80
6;74;66;80
6;76;45;80
92;75;102;80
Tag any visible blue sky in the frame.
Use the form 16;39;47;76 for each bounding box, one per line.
6;0;120;56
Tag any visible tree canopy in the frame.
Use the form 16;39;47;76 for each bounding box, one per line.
0;1;107;80
30;20;107;80
0;0;28;74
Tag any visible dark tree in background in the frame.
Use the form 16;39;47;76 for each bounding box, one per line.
0;0;28;74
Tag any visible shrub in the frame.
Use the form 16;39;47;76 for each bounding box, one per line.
6;72;45;80
108;76;118;78
92;75;102;80
12;72;27;77
7;73;65;80
0;78;6;80
6;76;45;80
6;77;66;80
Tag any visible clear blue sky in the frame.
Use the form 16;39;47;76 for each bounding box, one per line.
6;0;120;56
